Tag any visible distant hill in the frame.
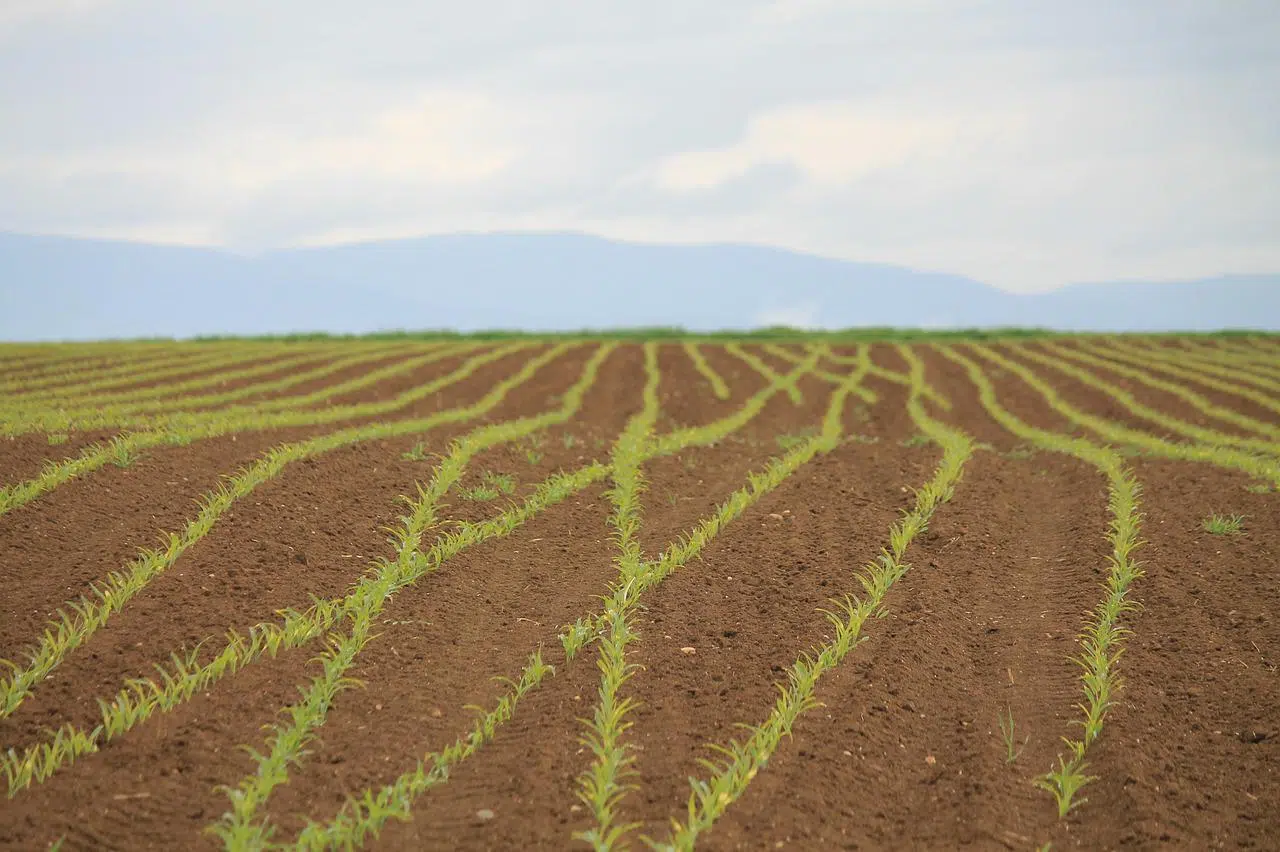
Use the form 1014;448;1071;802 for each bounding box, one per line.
1;231;1277;340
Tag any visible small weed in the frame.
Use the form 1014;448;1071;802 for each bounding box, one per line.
525;449;544;465
401;441;428;461
997;707;1029;763
1245;483;1271;494
481;471;517;495
108;440;136;468
844;433;880;445
900;433;931;448
667;494;678;506
777;428;817;451
46;433;69;445
1004;445;1036;460
1202;513;1245;535
460;484;500;502
562;433;579;449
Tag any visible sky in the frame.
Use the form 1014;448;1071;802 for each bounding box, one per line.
1;0;1278;293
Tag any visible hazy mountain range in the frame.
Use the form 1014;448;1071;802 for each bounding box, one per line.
1;231;1277;341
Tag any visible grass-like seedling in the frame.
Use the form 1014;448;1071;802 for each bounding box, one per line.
46;433;69;445
401;441;428;461
1202;513;1245;535
997;707;1029;763
776;427;816;451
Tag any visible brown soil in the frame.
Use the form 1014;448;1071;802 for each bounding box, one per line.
1;340;1277;851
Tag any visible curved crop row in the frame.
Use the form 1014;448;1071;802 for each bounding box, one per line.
650;345;972;850
0;343;528;514
964;344;1280;487
681;343;730;400
1004;343;1280;458
936;345;1145;821
206;343;618;847
0;344;576;725
1038;341;1280;444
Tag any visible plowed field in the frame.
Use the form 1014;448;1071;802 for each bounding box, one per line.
0;336;1276;851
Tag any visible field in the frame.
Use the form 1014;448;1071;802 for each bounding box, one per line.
0;334;1277;851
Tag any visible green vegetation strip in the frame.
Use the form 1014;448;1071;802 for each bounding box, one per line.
0;343;522;514
206;343;616;848
723;343;805;404
964;343;1280;487
3;344;819;808
763;343;879;404
0;346;223;396
2;342;440;434
1038;341;1280;445
650;345;973;850
681;343;731;400
820;344;951;409
1078;340;1280;421
1006;343;1280;457
0;344;574;729
573;342;663;851
282;352;843;850
936;345;1144;819
3;344;291;402
5;344;350;409
1105;339;1280;397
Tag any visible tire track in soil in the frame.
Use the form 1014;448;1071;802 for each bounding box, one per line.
0;349;589;751
0;346;628;850
707;450;1110;851
363;368;828;850
1056;459;1280;850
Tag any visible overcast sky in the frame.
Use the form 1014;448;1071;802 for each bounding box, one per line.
1;0;1277;293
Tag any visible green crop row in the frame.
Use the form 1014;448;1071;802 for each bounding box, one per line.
0;343;529;514
1107;338;1280;398
284;359;869;851
763;343;879;404
207;344;617;848
0;342;472;435
2;343;294;401
1038;341;1280;445
935;345;1145;822
723;344;805;405
0;345;576;726
681;342;731;400
1083;340;1280;422
574;343;663;851
1006;343;1280;458
650;345;972;850
0;344;244;394
5;343;356;409
964;344;1280;487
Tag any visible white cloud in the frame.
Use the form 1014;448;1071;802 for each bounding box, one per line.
652;102;961;192
1;1;1276;292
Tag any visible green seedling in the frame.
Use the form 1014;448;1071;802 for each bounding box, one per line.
46;433;69;445
401;441;429;461
1245;483;1271;494
1202;513;1245;535
900;433;932;448
776;428;817;451
1034;753;1096;818
997;707;1029;763
562;433;579;449
481;471;517;495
